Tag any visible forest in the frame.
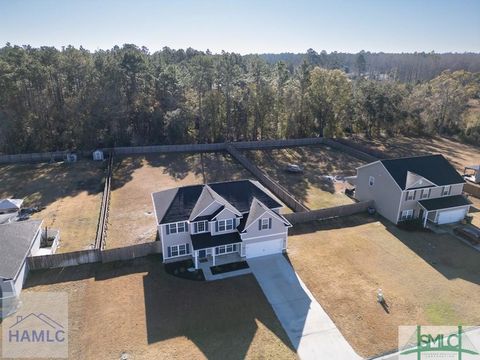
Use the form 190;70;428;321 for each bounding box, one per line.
0;44;479;154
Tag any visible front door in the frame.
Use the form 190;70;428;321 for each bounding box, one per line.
198;249;206;258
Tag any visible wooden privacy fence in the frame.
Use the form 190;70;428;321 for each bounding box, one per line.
94;153;113;249
27;241;163;270
465;183;480;199
283;200;374;225
225;144;309;212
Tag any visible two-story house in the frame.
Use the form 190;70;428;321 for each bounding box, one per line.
151;180;292;269
355;154;471;226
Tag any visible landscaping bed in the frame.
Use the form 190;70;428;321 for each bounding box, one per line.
164;259;205;281
210;261;249;275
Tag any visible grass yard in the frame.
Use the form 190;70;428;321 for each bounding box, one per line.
350;135;480;173
107;152;253;249
244;145;365;209
287;214;480;358
20;256;296;360
0;160;105;253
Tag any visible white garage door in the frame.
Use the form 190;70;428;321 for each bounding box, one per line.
245;238;284;259
437;208;468;225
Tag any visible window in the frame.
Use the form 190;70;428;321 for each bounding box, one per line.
167;222;188;235
261;218;270;230
442;185;451;196
194;221;208;233
369;176;375;187
217;219;234;232
215;244;237;255
168;243;190;258
168;223;177;234
401;209;414;221
406;191;415;201
420;189;430;199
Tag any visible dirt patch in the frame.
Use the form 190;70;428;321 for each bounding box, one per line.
0;160;105;252
244;145;365;209
106;152;253;249
287;214;480;358
21;256;297;360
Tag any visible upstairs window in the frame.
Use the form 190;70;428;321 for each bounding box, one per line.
259;217;272;230
420;189;430;199
217;219;234;232
406;191;415;201
194;221;208;233
166;222;188;235
369;176;375;187
442;185;451;196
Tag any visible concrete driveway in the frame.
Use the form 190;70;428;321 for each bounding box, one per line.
248;254;361;360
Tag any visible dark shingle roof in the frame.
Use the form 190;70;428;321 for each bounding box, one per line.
380;155;465;190
152;180;283;224
0;220;42;280
419;195;471;211
190;232;241;250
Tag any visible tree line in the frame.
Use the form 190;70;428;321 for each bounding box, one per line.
0;44;479;154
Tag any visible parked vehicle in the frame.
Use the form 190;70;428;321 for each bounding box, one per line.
453;226;480;245
285;164;303;173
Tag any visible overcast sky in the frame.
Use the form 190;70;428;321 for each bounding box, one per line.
1;0;479;53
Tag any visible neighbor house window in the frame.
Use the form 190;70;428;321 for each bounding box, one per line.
194;220;208;234
167;222;188;235
217;219;234;232
401;209;414;221
168;243;190;257
406;191;415;201
369;176;375;187
442;185;451;196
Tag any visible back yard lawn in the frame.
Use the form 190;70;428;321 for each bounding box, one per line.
0;160;105;252
244;145;365;209
20;256;296;360
287;214;480;358
106;152;253;249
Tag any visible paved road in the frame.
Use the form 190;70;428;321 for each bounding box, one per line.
248;254;361;360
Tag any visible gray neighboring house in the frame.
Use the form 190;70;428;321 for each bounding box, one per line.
0;220;43;316
152;180;292;268
355;154;471;226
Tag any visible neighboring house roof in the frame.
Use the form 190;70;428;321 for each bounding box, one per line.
190;232;241;250
465;165;480;171
152;180;283;224
418;195;472;211
0;220;42;280
0;199;23;211
380;155;465;190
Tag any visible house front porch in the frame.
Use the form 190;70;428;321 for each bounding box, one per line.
192;242;244;269
196;251;251;281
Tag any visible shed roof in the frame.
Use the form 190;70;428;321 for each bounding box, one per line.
418;195;471;211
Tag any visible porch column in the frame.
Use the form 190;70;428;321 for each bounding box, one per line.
212;247;216;266
195;250;198;269
423;211;428;228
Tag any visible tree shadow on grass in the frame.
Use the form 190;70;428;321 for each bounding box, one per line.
0;159;106;209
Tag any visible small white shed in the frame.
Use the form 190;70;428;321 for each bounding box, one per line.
93;150;104;161
464;165;480;184
0;199;23;214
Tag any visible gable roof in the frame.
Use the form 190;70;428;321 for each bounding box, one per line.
152;180;283;224
0;220;42;280
380;155;464;190
189;185;241;221
241;197;291;232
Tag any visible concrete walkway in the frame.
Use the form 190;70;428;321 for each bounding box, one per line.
248;254;361;360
